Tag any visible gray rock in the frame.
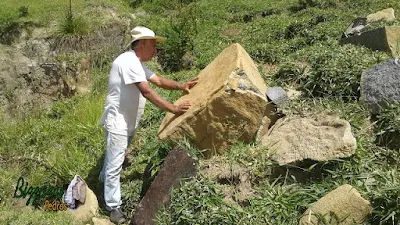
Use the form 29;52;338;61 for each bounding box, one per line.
266;86;289;107
361;59;400;114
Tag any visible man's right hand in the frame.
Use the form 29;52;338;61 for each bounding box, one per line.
173;101;192;115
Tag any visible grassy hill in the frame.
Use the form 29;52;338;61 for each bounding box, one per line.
0;0;399;224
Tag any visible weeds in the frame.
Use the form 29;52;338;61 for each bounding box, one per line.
1;0;400;224
58;0;88;36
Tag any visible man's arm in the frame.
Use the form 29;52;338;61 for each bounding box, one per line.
149;75;199;93
135;81;191;115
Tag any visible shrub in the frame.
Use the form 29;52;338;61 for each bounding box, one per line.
58;13;88;36
58;0;88;36
156;4;199;72
0;14;21;45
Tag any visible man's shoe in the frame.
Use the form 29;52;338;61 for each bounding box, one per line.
110;208;126;224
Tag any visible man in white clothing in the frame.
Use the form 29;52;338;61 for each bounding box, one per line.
99;26;198;224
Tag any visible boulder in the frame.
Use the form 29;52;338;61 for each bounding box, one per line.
266;86;289;107
158;43;276;155
131;148;197;225
299;184;372;225
260;114;357;165
361;59;400;114
66;186;99;223
339;26;400;57
367;8;396;23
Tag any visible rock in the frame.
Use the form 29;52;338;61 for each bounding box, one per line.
367;8;396;23
66;186;99;223
158;43;276;156
260;114;357;165
131;148;197;225
342;17;368;38
339;26;400;57
92;217;115;225
266;86;289;107
361;59;400;114
299;184;372;225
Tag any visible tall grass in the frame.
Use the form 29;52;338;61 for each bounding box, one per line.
1;0;400;224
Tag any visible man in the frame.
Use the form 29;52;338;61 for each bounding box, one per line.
99;26;198;224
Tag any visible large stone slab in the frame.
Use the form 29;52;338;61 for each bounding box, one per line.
361;59;400;114
339;26;400;57
260;114;357;165
299;184;372;225
158;43;275;155
131;148;197;225
367;8;396;23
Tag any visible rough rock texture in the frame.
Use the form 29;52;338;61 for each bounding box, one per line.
260;114;357;165
66;186;99;223
339;26;400;57
0;21;127;119
158;43;276;156
367;8;396;23
299;184;372;225
266;86;289;107
131;148;197;225
361;59;400;114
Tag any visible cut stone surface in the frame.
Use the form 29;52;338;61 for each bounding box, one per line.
260;114;357;165
66;186;99;223
299;184;372;225
158;43;275;155
339;26;400;57
361;59;400;114
131;148;197;225
367;8;396;23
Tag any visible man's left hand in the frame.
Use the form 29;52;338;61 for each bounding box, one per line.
180;77;199;94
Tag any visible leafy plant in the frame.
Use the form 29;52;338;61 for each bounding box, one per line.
156;4;199;72
58;0;88;36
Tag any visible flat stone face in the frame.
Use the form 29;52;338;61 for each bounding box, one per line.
260;114;357;165
131;148;197;225
339;26;400;57
361;59;400;114
299;184;372;225
158;43;275;155
367;8;396;23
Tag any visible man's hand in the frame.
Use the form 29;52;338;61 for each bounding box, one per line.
173;101;192;115
180;77;199;94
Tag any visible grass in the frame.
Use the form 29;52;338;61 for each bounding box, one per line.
1;0;400;224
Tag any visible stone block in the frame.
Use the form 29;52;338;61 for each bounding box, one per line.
339;26;400;57
300;184;372;225
158;43;276;156
260;114;357;165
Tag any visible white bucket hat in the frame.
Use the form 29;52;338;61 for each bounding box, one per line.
130;26;165;43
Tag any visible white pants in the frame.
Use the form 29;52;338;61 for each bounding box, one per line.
99;130;133;211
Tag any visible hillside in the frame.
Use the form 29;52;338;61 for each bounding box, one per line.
0;0;399;224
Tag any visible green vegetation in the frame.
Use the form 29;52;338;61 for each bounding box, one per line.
1;0;400;224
